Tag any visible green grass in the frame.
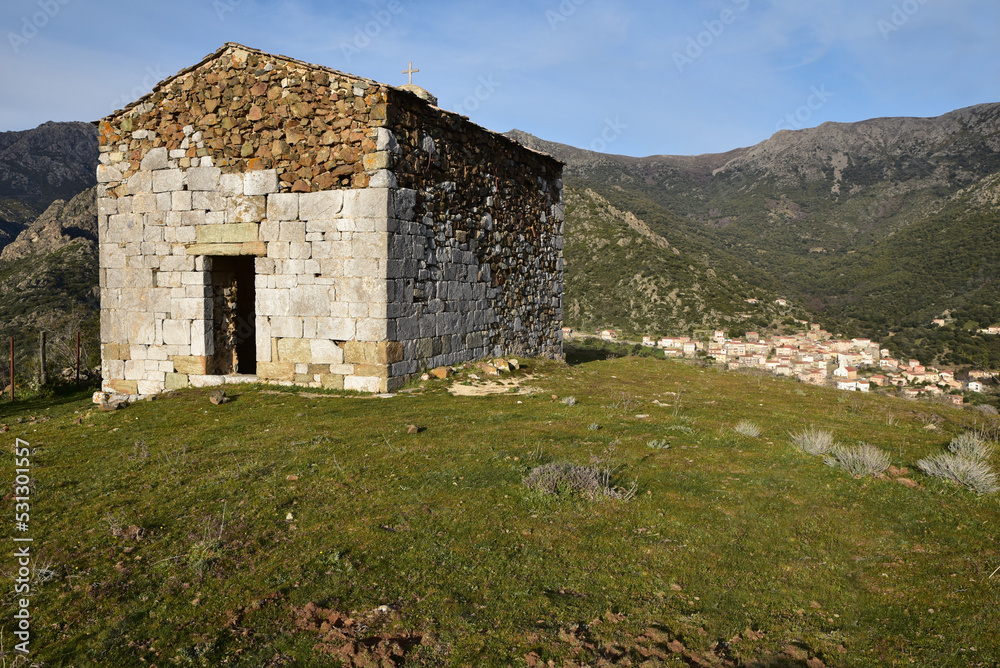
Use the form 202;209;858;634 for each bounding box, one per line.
1;353;998;666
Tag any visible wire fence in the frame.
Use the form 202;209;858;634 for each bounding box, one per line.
3;331;100;402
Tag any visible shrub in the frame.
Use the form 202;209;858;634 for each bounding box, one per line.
523;462;636;501
647;440;670;450
824;444;891;478
917;453;999;495
665;424;694;435
791;427;835;455
947;432;994;461
562;396;577;406
588;423;601;431
734;420;761;438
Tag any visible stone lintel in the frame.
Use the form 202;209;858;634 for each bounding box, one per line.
185;242;267;256
195;222;260;244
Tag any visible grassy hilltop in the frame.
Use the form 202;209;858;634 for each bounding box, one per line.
2;345;998;667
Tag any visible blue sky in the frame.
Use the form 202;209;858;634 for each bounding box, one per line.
1;0;997;156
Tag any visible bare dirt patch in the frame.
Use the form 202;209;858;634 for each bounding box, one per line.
448;374;540;397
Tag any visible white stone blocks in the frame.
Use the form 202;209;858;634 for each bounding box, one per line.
344;258;378;278
124;360;145;381
127;171;152;194
160;255;195;272
126;313;156;346
267;193;299;221
244;170;279;196
356;319;387;341
289;285;334;317
270;316;302;338
191;319;212;356
274;274;298;290
193;191;226;211
306;219;338;234
299;190;343;220
97;164;123;183
255;258;275;274
162;320;191;345
172;191;192;211
132;194;157;214
172;298;210;320
181;271;210;285
289;242;312;260
153;169;185;193
343;188;389;220
345;376;381;393
257;289;289;316
278;221;306;243
259;219;280;241
316;318;355;341
256;319;272;363
369;170;397;188
187;166;221;191
227;195;266;223
190;375;225;388
220;173;244;197
182;210;207;226
310;339;345;364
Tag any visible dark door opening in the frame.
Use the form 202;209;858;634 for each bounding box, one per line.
211;256;257;375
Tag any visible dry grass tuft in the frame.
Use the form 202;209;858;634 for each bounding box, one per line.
947;432;994;461
734;420;761;438
824;443;891;478
524;462;636;501
790;427;835;455
917;453;999;495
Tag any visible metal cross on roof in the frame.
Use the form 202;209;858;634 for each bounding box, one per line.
402;61;420;85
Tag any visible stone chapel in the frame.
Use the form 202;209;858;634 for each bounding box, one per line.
96;43;564;395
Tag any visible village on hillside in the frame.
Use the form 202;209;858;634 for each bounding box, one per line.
568;324;995;405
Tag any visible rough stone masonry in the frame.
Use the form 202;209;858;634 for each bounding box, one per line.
96;43;564;395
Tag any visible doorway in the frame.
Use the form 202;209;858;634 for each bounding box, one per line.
210;256;257;375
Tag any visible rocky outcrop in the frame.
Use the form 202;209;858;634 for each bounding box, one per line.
0;121;98;211
1;186;97;261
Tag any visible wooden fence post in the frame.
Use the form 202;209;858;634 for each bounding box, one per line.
8;337;13;402
76;331;81;387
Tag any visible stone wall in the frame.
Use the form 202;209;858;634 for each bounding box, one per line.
387;91;564;365
96;43;562;396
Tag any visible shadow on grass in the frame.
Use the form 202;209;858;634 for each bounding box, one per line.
565;340;668;365
0;383;98;419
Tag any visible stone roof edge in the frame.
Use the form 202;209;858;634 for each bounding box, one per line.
410;94;564;170
94;42;382;125
94;42;564;169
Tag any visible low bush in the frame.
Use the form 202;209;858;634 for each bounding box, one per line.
917;453;999;495
824;443;891;478
523;462;636;501
791;427;835;455
947;432;994;461
734;420;761;438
